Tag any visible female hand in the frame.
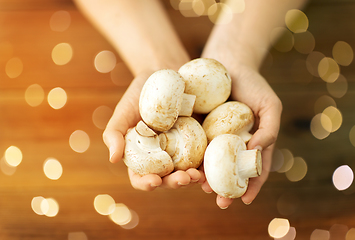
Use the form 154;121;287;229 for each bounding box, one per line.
102;71;205;191
200;63;282;208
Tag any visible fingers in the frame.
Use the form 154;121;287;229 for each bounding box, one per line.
128;168;205;192
161;168;205;189
102;129;125;163
128;168;162;191
103;72;150;162
216;195;234;209
247;97;282;151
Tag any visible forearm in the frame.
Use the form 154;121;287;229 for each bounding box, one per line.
203;0;309;70
74;0;190;76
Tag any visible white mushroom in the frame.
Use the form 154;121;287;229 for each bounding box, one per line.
202;101;254;143
123;121;174;177
159;117;207;171
204;134;262;199
178;58;232;114
139;69;196;132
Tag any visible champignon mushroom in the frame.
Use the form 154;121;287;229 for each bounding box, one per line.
139;69;196;132
123;121;174;177
204;134;262;199
159;117;207;171
178;58;232;114
202;101;254;143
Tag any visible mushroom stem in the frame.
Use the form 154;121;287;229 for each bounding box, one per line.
179;93;196;116
159;130;179;157
238;131;253;143
135;121;161;151
237;149;262;179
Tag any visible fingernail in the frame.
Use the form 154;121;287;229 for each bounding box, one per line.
254;145;263;151
191;179;199;183
220;206;229;210
109;147;115;161
178;182;189;186
205;190;213;194
243;201;252;205
150;184;159;188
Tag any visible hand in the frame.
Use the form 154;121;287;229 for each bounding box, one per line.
103;71;205;191
200;63;282;208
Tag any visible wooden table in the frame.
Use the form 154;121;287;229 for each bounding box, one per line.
1;0;355;239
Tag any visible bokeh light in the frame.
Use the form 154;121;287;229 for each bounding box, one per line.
285;157;307;182
4;146;23;167
293;31;315;54
120;209;139;230
109;203;132;226
268;218;290;239
68;232;88;240
326;74;348;98
332;165;354;191
208;3;233;25
221;0;245;13
179;0;199;17
314;95;337;115
321;106;342;133
31;196;46;215
25;84;44;107
318;57;340;83
94;194;116;216
0;157;17;176
52;43;73;65
43;158;63;180
50;10;71;32
41;198;59;217
270;27;294;52
285;9;309;33
346;228;355;240
94;50;116;73
5;57;23;79
277;149;294;173
276;227;296;240
271;148;284;172
311;113;330;140
170;0;180;10
332;41;353;66
47;87;67;109
306;51;326;77
310;229;330;240
69;130;90;153
92;106;113;130
350;125;355;147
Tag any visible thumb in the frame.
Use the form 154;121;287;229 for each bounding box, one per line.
103;128;125;163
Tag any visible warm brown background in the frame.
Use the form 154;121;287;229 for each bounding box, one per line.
1;0;355;239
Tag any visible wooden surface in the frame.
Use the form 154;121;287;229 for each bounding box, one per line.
1;0;355;239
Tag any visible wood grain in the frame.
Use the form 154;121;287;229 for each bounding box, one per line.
1;0;355;239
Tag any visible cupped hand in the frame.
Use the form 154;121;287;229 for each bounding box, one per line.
200;62;282;208
102;71;205;191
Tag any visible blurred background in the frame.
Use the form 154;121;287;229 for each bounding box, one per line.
1;0;355;239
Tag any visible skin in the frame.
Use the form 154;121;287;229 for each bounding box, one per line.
74;0;308;209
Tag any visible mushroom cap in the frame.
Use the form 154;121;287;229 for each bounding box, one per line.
178;58;231;114
202;101;254;142
164;117;207;171
204;134;248;198
123;126;174;177
139;69;185;132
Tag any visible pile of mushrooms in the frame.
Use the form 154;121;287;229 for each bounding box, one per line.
123;58;262;199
